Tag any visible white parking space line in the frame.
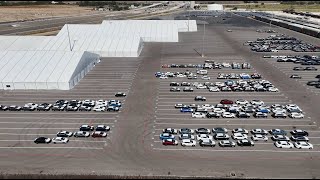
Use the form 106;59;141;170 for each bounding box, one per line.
152;148;320;152
0;147;104;149
154;122;317;126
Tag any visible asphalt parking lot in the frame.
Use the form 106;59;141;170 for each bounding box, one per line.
264;57;320;95
1;13;320;178
0;58;140;150
151;56;320;151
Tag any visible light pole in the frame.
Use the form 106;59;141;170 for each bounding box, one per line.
201;18;206;57
188;10;190;32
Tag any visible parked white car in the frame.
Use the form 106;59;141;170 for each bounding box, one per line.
201;76;210;80
251;128;268;135
251;134;268;141
213;108;226;114
24;103;38;108
215;82;225;87
179;134;195;140
82;99;95;106
222;112;235;118
201;104;214;110
197;84;207;89
93;106;106;112
159;75;168;79
177;74;186;78
289;112;304;119
197;134;213;141
285;104;301;110
52;137;69;144
274;141;294;148
232;133;248;140
268;87;279;92
235;99;249;105
208;86;218;92
232;128;249;134
181;139;196;147
294;142;313;149
96;100;108;106
191;112;206;118
251;100;264;105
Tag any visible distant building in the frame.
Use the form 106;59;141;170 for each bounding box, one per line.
207;4;223;11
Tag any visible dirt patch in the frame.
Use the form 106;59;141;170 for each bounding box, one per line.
0;5;99;23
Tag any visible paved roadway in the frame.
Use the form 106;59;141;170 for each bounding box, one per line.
0;14;320;178
0;4;183;35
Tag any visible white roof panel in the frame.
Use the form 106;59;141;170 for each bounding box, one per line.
2;51;37;82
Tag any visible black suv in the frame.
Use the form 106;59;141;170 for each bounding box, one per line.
293;67;305;71
0;105;8;111
237;140;254;146
181;82;191;86
199;139;215;147
8;106;22;111
79;125;94;131
237;112;250;118
34;137;51;144
37;103;52;111
170;82;180;86
290;129;309;136
115;92;126;97
206;112;220;118
304;67;317;71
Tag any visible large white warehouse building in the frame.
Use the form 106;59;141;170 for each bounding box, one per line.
0;20;197;90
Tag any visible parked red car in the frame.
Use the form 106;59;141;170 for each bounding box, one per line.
220;99;234;104
162;139;178;146
91;131;107;138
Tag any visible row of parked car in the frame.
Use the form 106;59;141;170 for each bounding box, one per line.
160;128;313;149
216;73;261;79
176;99;304;119
245;34;320;52
275;55;320;65
162;61;251;70
267;55;320;88
170;79;279;92
34;124;111;144
0;98;124;112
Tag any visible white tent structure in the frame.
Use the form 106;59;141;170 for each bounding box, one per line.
0;51;99;90
0;20;197;90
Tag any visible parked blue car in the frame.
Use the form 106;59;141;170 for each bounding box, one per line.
155;72;163;77
270;129;287;136
257;108;270;113
159;133;175;140
109;102;121;107
180;107;194;113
